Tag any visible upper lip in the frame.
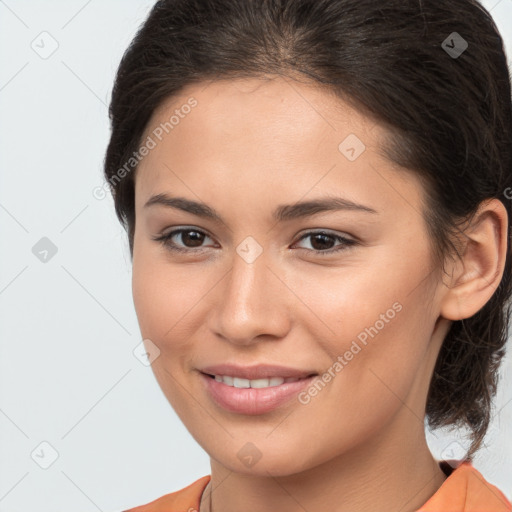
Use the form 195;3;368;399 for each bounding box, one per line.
199;364;317;380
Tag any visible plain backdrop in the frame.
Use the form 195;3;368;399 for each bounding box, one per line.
0;1;511;511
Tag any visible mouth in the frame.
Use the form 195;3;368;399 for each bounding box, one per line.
198;367;319;415
201;372;317;389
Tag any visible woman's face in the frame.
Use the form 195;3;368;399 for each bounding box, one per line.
132;77;451;475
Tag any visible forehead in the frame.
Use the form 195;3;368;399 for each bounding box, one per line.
138;77;373;172
143;76;376;149
134;76;423;219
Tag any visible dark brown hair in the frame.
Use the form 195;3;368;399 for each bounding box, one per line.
103;0;512;459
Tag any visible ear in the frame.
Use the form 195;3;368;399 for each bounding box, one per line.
440;198;509;321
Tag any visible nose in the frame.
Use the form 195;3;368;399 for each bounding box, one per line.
210;247;291;346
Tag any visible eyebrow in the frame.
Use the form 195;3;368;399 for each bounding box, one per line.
144;193;378;222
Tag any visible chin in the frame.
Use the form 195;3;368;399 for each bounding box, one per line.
210;444;319;477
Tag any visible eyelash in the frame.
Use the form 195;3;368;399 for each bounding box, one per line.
152;228;358;256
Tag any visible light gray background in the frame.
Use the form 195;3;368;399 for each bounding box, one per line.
0;1;511;511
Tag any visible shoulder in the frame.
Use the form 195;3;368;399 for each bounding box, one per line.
419;461;512;512
123;475;211;512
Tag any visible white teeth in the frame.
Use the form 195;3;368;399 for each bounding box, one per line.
213;375;303;388
251;378;274;388
233;377;251;388
269;377;285;386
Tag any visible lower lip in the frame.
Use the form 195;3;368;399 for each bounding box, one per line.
199;372;317;415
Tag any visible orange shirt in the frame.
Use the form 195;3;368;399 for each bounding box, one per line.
124;461;512;512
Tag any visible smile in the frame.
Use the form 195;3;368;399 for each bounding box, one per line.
200;371;318;415
210;375;304;388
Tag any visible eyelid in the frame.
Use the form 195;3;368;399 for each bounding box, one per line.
160;225;215;240
294;228;355;241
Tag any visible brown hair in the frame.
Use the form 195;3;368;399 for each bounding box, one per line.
103;0;512;459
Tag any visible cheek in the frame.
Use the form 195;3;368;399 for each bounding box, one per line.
131;254;201;414
132;259;168;339
296;261;432;399
131;250;216;355
306;239;433;339
131;248;186;346
292;262;402;343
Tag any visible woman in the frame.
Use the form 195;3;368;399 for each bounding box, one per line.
103;0;512;510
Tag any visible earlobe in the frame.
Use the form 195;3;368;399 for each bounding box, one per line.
440;198;508;321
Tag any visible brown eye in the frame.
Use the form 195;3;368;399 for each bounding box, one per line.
176;230;206;248
294;231;357;256
153;228;214;252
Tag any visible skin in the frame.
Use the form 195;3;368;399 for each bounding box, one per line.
131;76;508;512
